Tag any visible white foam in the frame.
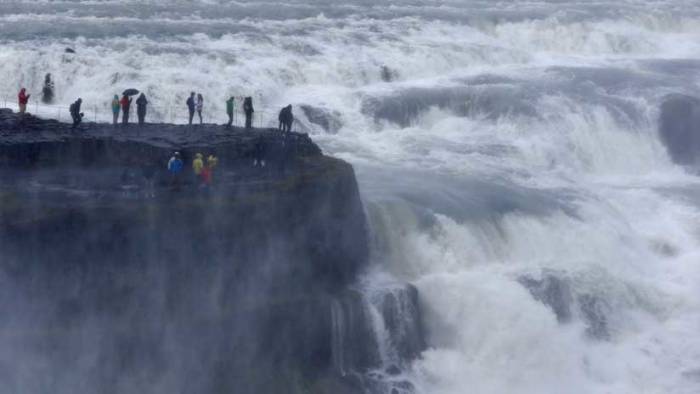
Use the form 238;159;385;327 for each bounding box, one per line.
3;1;700;393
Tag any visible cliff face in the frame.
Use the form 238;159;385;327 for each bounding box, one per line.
0;110;373;393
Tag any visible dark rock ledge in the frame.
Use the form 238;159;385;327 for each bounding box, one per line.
0;109;405;394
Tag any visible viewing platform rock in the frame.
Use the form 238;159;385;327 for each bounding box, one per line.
0;109;425;394
0;108;321;167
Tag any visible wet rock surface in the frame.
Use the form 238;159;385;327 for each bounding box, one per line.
658;94;700;167
518;272;611;340
300;105;343;134
0;109;383;393
0;108;320;168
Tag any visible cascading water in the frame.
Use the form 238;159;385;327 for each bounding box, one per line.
2;1;700;393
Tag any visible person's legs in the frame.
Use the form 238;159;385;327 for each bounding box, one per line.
19;104;26;114
189;110;194;125
227;112;233;127
113;112;118;125
198;110;202;124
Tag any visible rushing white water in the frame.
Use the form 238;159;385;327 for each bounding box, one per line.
2;1;700;393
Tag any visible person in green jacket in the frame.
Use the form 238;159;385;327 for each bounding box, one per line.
226;96;235;128
111;95;120;125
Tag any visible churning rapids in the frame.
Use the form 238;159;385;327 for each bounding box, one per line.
2;1;700;393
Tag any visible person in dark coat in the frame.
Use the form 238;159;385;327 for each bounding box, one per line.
69;98;83;128
253;135;267;168
136;93;148;125
243;96;254;129
141;158;158;198
226;96;235;128
42;73;54;104
278;104;294;133
186;92;196;125
120;94;132;125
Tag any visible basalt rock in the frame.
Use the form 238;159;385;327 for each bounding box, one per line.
300;105;343;134
331;283;425;394
658;94;700;167
0;109;373;393
518;272;611;340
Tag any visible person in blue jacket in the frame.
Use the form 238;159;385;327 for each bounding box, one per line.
167;151;184;188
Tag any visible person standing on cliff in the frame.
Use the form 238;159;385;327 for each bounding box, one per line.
243;96;254;129
226;96;235;128
120;94;132;125
69;98;83;128
278;104;293;133
136;93;148;125
111;95;120;125
186;92;196;125
17;88;30;115
196;93;204;125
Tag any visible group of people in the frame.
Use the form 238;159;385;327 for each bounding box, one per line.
110;93;148;126
186;92;205;125
278;104;294;132
16;87;295;132
167;151;219;190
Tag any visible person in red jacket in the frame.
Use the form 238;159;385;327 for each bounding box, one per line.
120;94;132;125
18;88;30;114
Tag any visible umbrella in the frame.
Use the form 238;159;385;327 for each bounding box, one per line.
122;88;140;96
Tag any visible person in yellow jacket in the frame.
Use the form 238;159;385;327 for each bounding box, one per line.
192;153;204;186
193;153;204;175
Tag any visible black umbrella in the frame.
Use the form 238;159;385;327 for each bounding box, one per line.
122;88;140;96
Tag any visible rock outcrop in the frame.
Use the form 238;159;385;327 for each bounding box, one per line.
0;110;379;393
658;94;700;167
518;272;611;340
